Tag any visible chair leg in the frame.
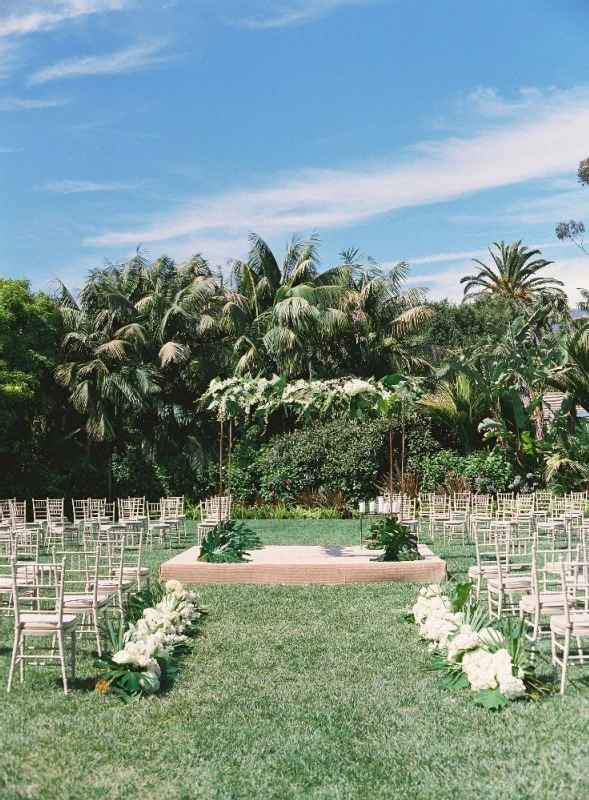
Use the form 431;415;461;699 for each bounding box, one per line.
57;629;69;695
93;607;102;655
561;630;571;695
70;630;76;686
19;637;25;683
7;628;20;692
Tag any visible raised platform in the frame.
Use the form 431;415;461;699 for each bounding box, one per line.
160;544;447;585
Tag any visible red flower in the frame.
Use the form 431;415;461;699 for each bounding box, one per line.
285;479;292;485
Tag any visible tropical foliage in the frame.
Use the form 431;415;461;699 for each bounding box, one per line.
4;220;589;503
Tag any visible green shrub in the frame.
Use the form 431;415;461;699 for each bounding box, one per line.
411;447;516;493
231;503;352;520
248;416;446;507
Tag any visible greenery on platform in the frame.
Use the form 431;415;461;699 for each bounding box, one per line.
2;520;589;799
198;519;263;563
365;515;421;562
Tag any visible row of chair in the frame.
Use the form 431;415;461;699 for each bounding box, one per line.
467;519;589;693
2;528;148;694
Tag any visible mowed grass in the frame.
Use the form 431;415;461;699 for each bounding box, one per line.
2;520;589;799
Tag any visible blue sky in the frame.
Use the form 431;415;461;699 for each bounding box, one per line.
1;0;589;301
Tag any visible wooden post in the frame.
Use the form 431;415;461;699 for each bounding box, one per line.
389;424;394;517
218;420;224;527
400;398;406;523
227;417;233;518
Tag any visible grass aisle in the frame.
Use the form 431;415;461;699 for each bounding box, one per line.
1;521;589;799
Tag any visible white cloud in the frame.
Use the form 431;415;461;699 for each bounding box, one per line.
84;87;589;253
39;179;133;192
0;1;127;38
29;41;170;84
0;94;70;111
227;0;380;29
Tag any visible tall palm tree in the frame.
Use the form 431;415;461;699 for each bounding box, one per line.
54;282;160;497
222;234;433;378
460;241;565;304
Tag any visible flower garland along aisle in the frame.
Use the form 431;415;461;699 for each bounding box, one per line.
94;580;207;702
408;583;548;709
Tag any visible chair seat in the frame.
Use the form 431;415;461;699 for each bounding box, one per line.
468;565;499;579
487;576;532;591
19;612;77;631
92;579;132;592
121;567;149;577
520;593;571;614
550;612;589;635
64;592;109;609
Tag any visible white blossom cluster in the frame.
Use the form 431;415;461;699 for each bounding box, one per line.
461;647;526;699
201;374;420;421
111;580;203;695
412;584;463;650
412;584;527;702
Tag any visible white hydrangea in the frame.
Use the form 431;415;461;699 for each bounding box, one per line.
498;674;526;700
461;649;499;691
447;624;480;661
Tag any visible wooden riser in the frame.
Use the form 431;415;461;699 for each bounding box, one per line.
160;544;447;585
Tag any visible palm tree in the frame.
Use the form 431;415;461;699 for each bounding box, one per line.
460;241;565;304
548;321;589;414
54;282;159;497
418;374;489;452
221;233;346;376
221;234;434;378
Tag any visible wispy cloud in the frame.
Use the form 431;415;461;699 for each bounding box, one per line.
0;1;127;38
39;179;133;193
0;94;70;111
403;241;571;267
0;146;24;153
84;87;589;252
228;0;380;29
29;40;170;84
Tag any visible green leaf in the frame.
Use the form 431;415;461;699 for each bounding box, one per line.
474;688;510;710
440;671;470;691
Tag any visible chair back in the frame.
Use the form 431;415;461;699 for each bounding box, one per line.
452;492;471;512
556;561;589;625
32;499;48;524
471;494;493;515
11;558;67;627
72;500;86;525
53;546;99;604
9;501;27;532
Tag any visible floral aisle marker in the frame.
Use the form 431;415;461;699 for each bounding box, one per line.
94;580;207;703
409;583;548;709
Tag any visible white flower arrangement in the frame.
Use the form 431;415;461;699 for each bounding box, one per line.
201;374;419;422
96;580;205;701
410;583;541;708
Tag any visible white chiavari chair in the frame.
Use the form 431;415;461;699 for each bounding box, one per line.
53;544;108;655
487;533;534;620
7;558;77;694
550;561;589;693
519;546;579;655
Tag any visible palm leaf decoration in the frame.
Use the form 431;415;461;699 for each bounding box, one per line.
198;520;263;563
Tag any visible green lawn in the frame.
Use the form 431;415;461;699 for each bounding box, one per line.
2;521;589;799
